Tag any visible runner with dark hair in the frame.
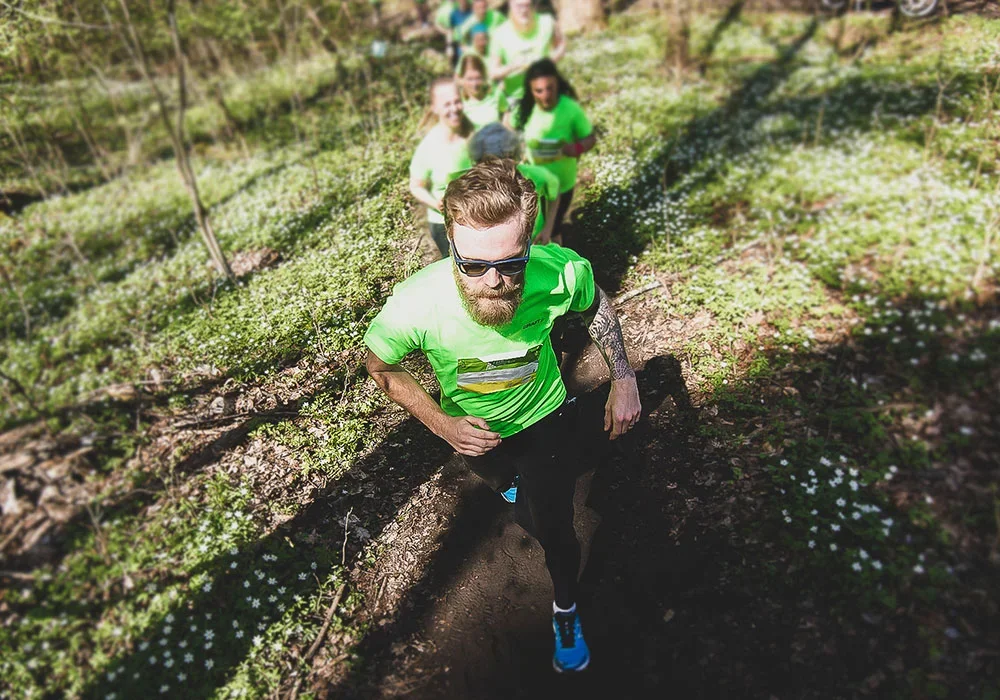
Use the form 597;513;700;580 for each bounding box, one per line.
365;159;641;673
512;59;596;246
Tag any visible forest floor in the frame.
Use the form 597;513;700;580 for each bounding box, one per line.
1;6;999;700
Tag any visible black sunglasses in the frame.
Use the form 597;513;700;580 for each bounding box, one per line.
451;240;531;278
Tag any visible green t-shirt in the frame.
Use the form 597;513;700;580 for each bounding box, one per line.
518;163;560;240
459;9;506;45
462;86;506;130
435;2;454;29
364;245;596;437
409;132;472;224
515;95;592;194
489;13;556;100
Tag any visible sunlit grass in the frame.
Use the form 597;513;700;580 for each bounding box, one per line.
1;9;998;699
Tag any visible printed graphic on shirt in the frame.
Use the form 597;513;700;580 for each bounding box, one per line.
527;138;563;163
456;345;541;394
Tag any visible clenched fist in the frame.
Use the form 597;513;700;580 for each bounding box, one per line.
438;415;502;456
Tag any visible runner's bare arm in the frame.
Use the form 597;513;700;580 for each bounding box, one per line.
561;133;597;158
490;59;527;81
536;197;560;245
582;287;641;439
550;25;567;62
366;350;502;456
409;177;443;212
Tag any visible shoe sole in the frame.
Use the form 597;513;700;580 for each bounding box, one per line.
552;653;590;673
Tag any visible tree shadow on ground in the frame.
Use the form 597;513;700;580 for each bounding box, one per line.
698;0;749;73
293;16;999;697
322;292;997;700
572;292;997;699
570;15;992;295
0;367;359;623
63;350;682;699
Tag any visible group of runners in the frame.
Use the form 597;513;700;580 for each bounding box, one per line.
364;0;641;675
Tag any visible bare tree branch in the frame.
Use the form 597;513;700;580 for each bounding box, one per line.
0;0;113;30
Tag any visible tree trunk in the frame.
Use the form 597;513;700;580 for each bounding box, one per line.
665;0;692;83
111;0;234;282
554;0;604;35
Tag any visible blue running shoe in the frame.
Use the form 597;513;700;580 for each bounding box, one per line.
500;476;518;504
552;609;590;672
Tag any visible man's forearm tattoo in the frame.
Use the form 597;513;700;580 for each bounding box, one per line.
586;287;635;381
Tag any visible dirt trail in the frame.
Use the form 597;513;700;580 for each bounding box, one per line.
335;351;704;699
318;269;782;699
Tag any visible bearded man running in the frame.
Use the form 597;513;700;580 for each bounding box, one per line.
363;158;641;673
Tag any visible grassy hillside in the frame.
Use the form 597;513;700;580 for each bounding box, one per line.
1;9;998;699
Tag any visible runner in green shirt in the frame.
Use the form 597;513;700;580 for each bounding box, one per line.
512;59;596;246
489;0;566;107
459;0;505;48
434;0;473;67
365;159;641;673
466;123;560;244
457;54;505;130
409;77;474;257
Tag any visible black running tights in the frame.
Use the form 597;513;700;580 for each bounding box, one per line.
461;399;582;609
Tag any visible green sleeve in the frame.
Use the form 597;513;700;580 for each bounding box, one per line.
458;15;475;43
364;288;423;365
434;3;453;31
568;256;596;312
493;85;508;115
540;168;559;201
488;24;506;62
548;246;595;313
570;100;594;140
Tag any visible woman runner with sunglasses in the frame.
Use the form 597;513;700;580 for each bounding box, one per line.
365;160;641;673
513;59;595;247
409;76;474;257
